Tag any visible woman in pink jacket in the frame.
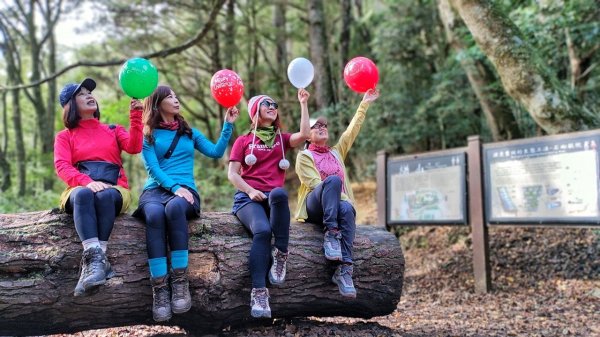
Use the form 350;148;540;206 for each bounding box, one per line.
54;78;143;296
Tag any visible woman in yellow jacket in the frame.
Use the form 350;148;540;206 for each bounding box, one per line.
294;88;379;298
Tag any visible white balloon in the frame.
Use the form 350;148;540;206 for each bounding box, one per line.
287;57;314;89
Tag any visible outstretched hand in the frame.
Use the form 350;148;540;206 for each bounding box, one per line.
362;88;380;103
298;88;310;104
225;107;240;123
130;99;143;111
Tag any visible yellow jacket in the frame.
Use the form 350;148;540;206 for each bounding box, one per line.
295;101;371;222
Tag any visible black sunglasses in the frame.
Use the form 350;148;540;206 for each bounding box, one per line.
260;100;278;109
311;122;328;130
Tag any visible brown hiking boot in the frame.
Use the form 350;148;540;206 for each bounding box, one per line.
170;268;192;314
150;275;172;322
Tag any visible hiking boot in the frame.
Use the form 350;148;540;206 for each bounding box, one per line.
73;247;107;297
332;264;357;298
151;275;172;322
170;268;192;314
250;287;271;318
323;229;343;261
268;247;288;285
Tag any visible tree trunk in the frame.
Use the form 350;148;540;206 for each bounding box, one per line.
449;0;592;134
308;0;336;109
0;210;404;336
437;0;521;141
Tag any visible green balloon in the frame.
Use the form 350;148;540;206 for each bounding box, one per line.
119;58;159;99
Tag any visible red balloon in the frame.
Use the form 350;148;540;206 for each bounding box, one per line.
210;69;244;108
343;57;379;93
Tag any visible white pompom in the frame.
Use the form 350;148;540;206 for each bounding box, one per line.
279;159;290;170
245;154;257;166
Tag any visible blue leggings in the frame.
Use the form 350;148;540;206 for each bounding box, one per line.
141;196;199;259
306;176;356;264
235;187;290;288
65;187;123;242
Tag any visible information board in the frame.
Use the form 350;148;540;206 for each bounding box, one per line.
484;132;600;224
387;152;467;225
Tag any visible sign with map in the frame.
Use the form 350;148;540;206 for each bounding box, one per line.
387;152;467;224
484;132;600;224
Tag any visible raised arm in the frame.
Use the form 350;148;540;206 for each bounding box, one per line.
335;89;380;159
289;89;311;148
116;99;144;154
195;107;239;158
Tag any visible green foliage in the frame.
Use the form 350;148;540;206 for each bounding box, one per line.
2;0;600;211
0;189;60;213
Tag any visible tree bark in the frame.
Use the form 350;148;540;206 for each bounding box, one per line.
437;0;521;141
449;0;593;134
308;0;336;109
0;210;404;335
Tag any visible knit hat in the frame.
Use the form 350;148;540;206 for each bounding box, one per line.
247;94;274;120
59;78;96;107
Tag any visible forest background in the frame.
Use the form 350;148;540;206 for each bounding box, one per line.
0;0;598;214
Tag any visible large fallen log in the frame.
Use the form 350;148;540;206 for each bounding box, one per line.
0;210;404;335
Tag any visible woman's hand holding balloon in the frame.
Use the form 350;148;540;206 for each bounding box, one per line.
130;99;143;111
225;107;240;123
362;88;380;103
298;88;310;104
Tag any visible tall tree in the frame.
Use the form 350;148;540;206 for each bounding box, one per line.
0;19;26;195
307;0;336;109
449;0;598;134
437;0;521;140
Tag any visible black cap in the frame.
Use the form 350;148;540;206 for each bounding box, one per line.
59;78;96;107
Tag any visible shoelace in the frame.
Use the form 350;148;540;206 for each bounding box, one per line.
328;231;342;250
155;285;170;306
274;251;288;277
82;252;102;277
340;267;354;285
172;276;188;298
255;289;269;308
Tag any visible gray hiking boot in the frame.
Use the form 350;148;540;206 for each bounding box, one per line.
170;268;192;314
250;287;271;318
151;274;172;322
332;264;357;298
268;247;288;285
323;229;343;261
73;247;107;297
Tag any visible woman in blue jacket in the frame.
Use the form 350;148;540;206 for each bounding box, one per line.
135;85;239;322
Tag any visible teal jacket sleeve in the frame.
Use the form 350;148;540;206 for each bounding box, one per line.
193;122;233;158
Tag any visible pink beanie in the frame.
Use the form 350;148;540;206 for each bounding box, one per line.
247;95;274;120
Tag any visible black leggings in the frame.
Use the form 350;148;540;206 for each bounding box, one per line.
139;189;200;259
236;187;290;288
65;187;123;242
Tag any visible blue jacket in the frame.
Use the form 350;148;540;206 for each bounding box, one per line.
142;122;233;193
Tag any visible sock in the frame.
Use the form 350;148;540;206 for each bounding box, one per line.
82;238;101;251
99;241;108;254
171;250;188;270
148;257;168;278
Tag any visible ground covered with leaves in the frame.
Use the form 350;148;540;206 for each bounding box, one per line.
51;183;599;336
52;226;599;337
